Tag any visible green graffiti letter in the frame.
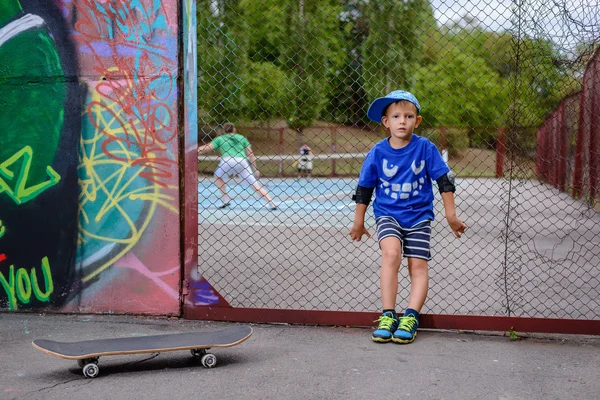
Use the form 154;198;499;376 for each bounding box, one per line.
0;265;16;310
31;257;53;302
16;267;31;305
0;219;4;239
0;146;61;205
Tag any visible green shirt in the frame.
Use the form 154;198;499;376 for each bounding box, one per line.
211;134;251;159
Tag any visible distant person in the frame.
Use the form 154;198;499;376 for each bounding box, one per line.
349;90;467;344
198;122;278;210
297;143;313;178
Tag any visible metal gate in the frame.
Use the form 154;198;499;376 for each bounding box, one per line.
185;0;600;334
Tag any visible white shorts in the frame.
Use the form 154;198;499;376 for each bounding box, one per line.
214;157;257;185
297;156;313;171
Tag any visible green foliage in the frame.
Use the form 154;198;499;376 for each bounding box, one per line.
415;47;509;130
423;128;470;157
511;37;579;127
281;0;344;129
196;0;581;141
324;1;370;124
240;62;288;121
285;75;323;129
197;0;245;124
225;0;344;130
362;0;434;100
240;0;287;65
507;328;521;341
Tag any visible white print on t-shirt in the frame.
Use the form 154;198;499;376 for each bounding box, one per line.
382;159;399;177
411;160;425;175
380;158;425;200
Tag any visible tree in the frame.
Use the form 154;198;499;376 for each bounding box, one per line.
197;0;245;125
240;61;288;122
325;0;369;125
362;0;435;101
241;0;343;141
415;46;509;149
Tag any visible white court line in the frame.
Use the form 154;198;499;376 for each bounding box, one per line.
200;220;351;230
277;190;351;204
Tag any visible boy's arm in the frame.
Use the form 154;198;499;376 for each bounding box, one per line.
350;204;371;242
197;143;215;154
436;171;467;238
440;191;467;238
349;185;374;241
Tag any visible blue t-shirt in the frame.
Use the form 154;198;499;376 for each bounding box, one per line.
358;135;450;227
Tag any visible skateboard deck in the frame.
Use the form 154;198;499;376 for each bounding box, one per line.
32;325;252;378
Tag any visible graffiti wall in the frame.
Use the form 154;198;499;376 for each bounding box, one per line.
0;0;191;314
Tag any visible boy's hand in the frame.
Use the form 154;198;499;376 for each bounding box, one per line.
446;215;467;238
349;223;371;242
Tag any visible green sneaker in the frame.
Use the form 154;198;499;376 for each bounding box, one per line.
372;312;399;343
392;314;419;344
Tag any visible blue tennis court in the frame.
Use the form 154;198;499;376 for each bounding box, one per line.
198;177;375;229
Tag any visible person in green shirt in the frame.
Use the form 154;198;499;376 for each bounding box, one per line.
198;122;278;210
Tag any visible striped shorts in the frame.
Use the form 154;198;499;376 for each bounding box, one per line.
375;217;432;260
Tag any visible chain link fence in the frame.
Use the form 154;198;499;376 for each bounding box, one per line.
195;0;600;323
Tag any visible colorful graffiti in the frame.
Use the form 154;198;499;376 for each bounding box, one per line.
0;257;54;311
1;0;190;314
1;0;80;310
0;146;61;205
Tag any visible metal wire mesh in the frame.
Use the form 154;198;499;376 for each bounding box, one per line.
196;0;600;320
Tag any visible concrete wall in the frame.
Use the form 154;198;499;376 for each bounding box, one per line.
0;0;193;315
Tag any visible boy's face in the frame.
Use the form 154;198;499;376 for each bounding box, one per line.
382;101;422;142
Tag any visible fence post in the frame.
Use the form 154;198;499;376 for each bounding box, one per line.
536;122;544;179
590;60;599;201
551;109;559;188
558;102;568;192
573;90;585;198
495;127;506;178
331;127;337;177
278;127;284;177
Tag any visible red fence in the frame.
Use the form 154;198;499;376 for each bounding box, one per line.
538;49;600;204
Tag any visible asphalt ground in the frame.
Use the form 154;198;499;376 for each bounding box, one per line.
2;313;599;400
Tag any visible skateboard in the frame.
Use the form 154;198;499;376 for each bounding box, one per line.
32;325;252;378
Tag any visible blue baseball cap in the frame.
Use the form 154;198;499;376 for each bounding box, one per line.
367;90;421;123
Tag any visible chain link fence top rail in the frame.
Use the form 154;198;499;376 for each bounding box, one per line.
196;0;600;320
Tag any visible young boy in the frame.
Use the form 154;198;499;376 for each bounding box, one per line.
349;90;466;344
297;143;313;178
198;122;278;210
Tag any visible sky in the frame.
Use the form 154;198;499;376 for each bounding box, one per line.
430;0;600;54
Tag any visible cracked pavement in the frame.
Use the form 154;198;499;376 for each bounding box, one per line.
1;313;599;400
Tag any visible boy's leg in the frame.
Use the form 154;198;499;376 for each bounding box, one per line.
380;237;403;310
393;257;428;344
215;177;227;198
372;237;402;342
237;160;277;209
251;182;278;209
213;159;232;208
215;177;231;208
406;257;429;311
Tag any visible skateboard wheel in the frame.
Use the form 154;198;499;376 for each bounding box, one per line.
83;363;100;378
190;349;206;358
78;357;98;368
200;353;217;368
